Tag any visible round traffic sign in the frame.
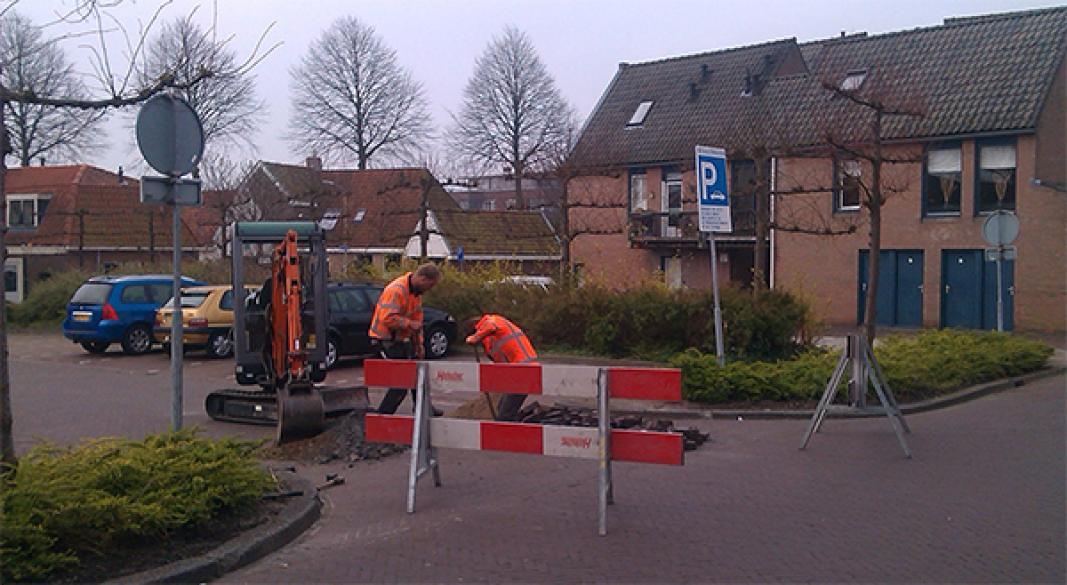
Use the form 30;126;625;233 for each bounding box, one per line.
981;210;1019;246
135;93;205;177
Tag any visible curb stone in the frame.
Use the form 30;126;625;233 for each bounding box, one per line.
106;469;321;584
611;366;1067;420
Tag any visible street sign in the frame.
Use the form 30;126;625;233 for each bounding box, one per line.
981;210;1019;247
985;246;1017;262
140;176;202;205
136;93;205;177
695;146;731;233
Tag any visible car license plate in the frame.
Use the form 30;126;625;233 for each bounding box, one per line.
73;311;92;322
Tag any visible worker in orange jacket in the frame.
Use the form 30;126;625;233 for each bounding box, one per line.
369;263;442;415
464;314;538;421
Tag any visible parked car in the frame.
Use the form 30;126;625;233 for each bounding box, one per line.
154;285;256;358
62;275;205;355
324;282;457;368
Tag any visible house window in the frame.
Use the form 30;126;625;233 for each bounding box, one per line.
924;146;961;216
627;101;654;126
505;199;517;210
629;171;649;212
7;194;50;228
834;160;862;212
840;70;867;91
482;200;495;211
977;142;1016;213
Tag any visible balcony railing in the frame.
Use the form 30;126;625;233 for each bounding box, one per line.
629;209;756;245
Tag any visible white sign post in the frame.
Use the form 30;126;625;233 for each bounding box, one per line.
696;146;731;366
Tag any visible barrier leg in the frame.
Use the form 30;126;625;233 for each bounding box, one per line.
407;363;437;513
801;350;848;449
597;368;610;536
867;363;912;459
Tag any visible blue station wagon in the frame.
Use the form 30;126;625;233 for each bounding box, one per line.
62;275;204;355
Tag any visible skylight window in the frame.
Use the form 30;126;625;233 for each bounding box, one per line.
627;101;654;126
840;70;867;91
353;209;367;223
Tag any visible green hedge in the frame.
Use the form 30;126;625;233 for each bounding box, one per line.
423;263;816;361
671;329;1054;403
0;430;272;582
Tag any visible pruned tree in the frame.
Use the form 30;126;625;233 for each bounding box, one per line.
449;26;574;209
289;16;431;169
0;0;277;467
0;11;106;166
135;12;265;159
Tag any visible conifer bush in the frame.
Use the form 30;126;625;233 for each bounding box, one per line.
0;430;272;582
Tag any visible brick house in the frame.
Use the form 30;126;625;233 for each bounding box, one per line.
567;7;1065;331
235;158;461;273
4;165;204;303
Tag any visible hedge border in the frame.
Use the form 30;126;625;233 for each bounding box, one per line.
105;468;321;584
613;365;1066;420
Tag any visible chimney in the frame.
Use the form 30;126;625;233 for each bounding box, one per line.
38;157;46;166
689;81;700;101
700;64;711;83
305;156;322;171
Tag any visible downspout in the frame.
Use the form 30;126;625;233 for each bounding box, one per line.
769;156;777;289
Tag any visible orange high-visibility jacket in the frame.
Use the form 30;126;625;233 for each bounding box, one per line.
369;273;423;342
471;314;537;364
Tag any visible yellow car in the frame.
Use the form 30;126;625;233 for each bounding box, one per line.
154;285;255;358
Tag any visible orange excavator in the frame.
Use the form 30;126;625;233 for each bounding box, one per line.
206;222;363;444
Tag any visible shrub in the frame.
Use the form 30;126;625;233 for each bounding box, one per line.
0;430;272;582
7;270;89;327
672;329;1054;403
423;264;815;361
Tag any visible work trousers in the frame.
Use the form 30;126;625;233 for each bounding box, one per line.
373;340;418;414
496;394;527;422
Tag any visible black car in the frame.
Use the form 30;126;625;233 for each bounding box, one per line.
324;282;457;368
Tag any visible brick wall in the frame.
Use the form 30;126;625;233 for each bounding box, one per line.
773;134;1066;332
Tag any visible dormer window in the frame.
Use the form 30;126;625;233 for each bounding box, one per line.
7;194;50;228
627;101;654;126
840;70;867;91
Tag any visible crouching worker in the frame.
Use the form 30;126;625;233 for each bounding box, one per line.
369;263;443;415
464;314;538;421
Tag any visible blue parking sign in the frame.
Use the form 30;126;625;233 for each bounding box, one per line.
696;146;732;233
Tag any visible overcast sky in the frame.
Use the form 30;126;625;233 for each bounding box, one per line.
12;0;1064;175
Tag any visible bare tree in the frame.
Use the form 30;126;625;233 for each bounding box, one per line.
0;0;277;467
289;16;431;169
135;12;265;159
449;26;574;209
0;11;106;166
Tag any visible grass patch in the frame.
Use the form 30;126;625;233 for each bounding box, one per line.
0;430;273;583
671;329;1054;404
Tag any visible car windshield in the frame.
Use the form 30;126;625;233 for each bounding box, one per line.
161;292;209;309
70;283;112;304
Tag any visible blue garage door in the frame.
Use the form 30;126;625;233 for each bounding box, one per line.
941;250;1014;330
858;250;924;327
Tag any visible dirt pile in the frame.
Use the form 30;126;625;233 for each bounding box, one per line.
516;402;711;451
260;412;407;465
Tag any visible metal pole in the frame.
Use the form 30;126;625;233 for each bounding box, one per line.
597;368;610;536
170;194;183;431
995;246;1004;332
708;234;725;366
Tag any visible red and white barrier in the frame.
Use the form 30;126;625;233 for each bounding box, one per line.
362;359;687;535
363;359;682;401
366;415;684;465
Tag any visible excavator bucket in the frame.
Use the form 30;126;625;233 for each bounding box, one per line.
276;381;325;444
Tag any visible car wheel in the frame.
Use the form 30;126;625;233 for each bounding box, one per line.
425;326;450;359
323;336;340;370
121;324;153;355
80;341;109;354
206;329;234;359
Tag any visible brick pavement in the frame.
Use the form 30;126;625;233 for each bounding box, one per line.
223;373;1066;583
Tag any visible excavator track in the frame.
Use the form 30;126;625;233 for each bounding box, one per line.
206;386;370;428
